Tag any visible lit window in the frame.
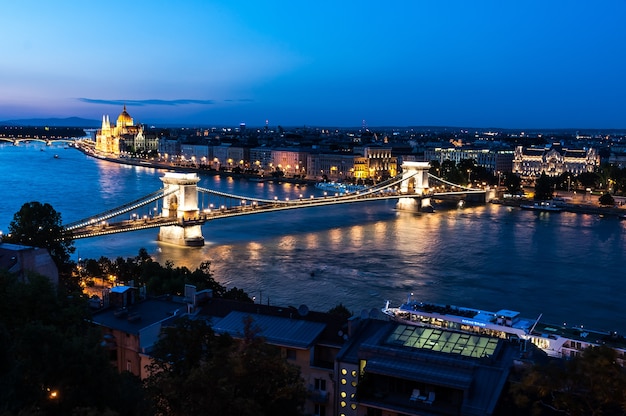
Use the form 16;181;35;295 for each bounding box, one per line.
341;392;346;398
341;368;347;375
341;378;347;385
341;401;346;407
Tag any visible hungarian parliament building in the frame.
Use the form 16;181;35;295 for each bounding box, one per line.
95;105;159;155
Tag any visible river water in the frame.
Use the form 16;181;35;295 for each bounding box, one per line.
2;142;626;333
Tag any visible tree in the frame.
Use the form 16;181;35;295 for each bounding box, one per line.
428;160;441;176
328;303;353;320
576;171;599;189
145;315;306;416
504;173;522;195
534;172;553;201
508;346;626;416
2;202;74;271
599;192;615;206
0;269;145;415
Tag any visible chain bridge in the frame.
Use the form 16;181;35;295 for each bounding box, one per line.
63;161;486;246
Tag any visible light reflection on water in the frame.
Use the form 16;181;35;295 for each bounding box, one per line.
1;144;626;333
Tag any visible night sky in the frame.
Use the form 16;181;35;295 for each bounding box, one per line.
1;0;625;128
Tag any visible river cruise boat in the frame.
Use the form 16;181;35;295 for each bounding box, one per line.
315;182;367;194
382;297;626;362
520;200;563;212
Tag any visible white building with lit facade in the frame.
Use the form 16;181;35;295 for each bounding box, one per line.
95;105;158;155
512;144;599;180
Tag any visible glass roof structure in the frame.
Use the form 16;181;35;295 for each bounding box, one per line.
386;324;499;358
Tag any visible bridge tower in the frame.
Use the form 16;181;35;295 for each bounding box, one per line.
158;172;204;247
397;161;432;212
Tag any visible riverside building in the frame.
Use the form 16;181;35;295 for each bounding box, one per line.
95;105;158;155
512;144;599;180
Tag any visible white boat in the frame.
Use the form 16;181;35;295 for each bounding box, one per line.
382;297;626;361
520;200;563;212
315;182;366;194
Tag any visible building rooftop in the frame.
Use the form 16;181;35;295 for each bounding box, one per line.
212;310;327;349
0;242;58;284
91;297;186;336
197;297;348;346
338;319;522;416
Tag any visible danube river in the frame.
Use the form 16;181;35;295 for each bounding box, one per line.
3;142;626;334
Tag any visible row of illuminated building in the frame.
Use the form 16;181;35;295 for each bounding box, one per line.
426;144;600;180
91;284;528;416
159;140;399;181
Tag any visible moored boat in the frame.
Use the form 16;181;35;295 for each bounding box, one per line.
382;296;626;361
520;200;563;212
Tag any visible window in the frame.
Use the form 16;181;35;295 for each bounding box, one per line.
314;404;326;416
285;349;296;360
126;360;132;372
315;378;326;391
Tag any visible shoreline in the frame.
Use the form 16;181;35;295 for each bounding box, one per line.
73;142;317;186
73;141;626;218
491;197;626;218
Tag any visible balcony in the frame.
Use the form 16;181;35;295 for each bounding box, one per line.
308;388;329;404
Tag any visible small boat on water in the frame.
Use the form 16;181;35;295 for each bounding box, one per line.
520;200;563;212
382;296;626;360
54;154;59;159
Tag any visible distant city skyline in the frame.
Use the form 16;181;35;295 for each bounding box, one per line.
1;1;625;129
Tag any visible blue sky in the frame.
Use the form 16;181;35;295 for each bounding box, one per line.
1;0;625;128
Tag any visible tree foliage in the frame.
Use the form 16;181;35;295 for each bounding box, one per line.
145;315;306;416
3;202;75;271
328;303;353;320
82;250;252;301
534;172;553;201
599;192;615;206
504;173;522;194
0;269;144;415
508;346;626;416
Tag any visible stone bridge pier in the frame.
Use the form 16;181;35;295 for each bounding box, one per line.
158;172;204;246
396;161;433;212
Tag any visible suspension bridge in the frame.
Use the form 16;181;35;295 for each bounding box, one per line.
62;162;487;246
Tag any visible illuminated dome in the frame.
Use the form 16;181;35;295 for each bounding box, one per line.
116;105;133;127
